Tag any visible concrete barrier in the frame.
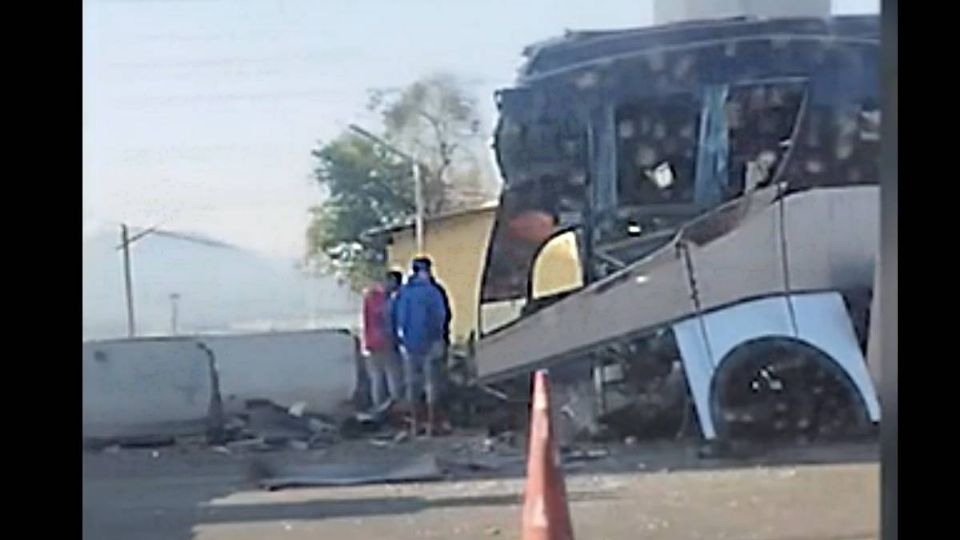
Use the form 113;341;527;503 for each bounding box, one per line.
197;330;359;416
83;338;213;441
82;330;359;443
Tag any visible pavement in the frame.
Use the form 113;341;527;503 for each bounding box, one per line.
82;438;879;540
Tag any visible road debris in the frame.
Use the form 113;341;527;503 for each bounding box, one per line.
564;448;611;462
251;453;445;490
288;401;308;417
287;440;310;451
443;454;525;473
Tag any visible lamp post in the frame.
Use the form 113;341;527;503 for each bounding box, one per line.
116;222;163;337
169;293;180;335
347;124;426;253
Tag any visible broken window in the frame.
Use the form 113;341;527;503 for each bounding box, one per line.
478;175;576;329
591;80;808;279
478;177;587;334
781;102;880;189
615;81;806;212
495;111;587;186
480;110;590;326
726;80;807;194
616;94;700;207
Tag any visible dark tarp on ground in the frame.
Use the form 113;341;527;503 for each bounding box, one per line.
253;453;444;490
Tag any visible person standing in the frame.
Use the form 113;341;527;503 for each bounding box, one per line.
361;271;404;411
395;257;451;436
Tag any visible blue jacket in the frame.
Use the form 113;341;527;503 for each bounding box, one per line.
395;276;450;356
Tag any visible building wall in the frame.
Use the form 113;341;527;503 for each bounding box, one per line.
388;209;497;344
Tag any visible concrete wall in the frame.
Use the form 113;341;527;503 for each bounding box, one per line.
83;338;213;441
83;330;360;442
198;330;358;416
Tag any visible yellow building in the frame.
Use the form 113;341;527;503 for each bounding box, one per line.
381;203;497;345
378;202;584;345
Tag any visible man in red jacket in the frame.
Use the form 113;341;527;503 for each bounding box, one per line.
361;271;403;410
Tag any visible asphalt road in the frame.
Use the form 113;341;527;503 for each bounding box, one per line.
83;440;878;540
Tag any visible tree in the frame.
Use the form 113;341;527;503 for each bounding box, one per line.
306;74;498;290
305;134;415;289
369;73;497;213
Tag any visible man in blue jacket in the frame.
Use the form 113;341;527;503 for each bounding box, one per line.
395;257;451;436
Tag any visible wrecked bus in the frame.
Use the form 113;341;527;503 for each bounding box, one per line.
473;15;881;444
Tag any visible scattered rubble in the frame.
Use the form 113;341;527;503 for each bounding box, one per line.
213;398;342;452
443;454;526;474
251;453;445;490
563;448;611;462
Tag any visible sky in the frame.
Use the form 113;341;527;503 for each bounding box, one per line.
82;0;879;259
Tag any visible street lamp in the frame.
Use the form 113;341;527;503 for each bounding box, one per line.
169;293;181;335
116;222;163;337
347;124;426;254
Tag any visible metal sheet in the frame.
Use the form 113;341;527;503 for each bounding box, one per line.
255;454;444;490
476;186;877;380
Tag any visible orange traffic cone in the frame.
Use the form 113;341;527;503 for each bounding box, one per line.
521;370;575;540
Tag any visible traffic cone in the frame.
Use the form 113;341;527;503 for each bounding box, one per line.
521;370;575;540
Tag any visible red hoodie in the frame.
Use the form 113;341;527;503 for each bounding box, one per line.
361;284;391;353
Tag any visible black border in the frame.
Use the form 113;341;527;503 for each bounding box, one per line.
880;0;898;539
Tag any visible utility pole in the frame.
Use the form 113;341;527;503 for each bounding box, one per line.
411;162;424;252
169;293;180;335
117;222;164;338
347;124;426;254
121;224;136;337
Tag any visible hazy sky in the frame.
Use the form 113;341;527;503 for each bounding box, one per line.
83;0;878;258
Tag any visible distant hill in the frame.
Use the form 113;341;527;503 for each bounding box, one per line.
82;227;360;340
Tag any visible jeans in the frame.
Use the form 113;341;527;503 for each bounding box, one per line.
364;349;402;408
402;342;446;407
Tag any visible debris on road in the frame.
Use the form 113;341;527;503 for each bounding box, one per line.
226;437;271;452
101;434;176;450
443;454;525;473
564;447;611;462
251;453;445;490
214;399;341;452
287;440;310;451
